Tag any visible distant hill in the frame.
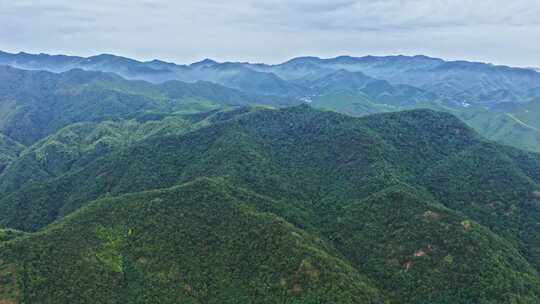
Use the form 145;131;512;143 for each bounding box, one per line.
259;55;540;104
2;106;540;303
0;178;389;304
0;133;24;174
0;65;296;146
0;51;306;97
4;50;540;153
5;51;540;104
0;107;251;194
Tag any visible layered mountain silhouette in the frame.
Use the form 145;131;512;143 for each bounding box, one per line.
3;51;540;104
1;106;540;303
2;51;540;303
2;50;540;153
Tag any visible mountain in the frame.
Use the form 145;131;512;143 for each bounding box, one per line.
7;51;540;105
0;65;296;146
0;178;388;304
3;51;540;105
2;106;540;303
180;62;307;97
298;69;442;115
260;55;540;105
0;51;305;97
273;57;540;153
0;107;251;194
451;104;540;153
255;55;445;81
5;50;540;154
0;51;177;81
0;133;24;174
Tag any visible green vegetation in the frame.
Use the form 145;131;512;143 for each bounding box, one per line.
5;53;540;153
448;106;540;153
313;95;540;153
0;66;294;146
2;106;540;303
3;54;540;302
0;179;387;303
0;133;24;174
0;107;252;193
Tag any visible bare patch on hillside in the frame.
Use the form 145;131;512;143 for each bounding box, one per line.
414;249;427;257
298;259;320;281
292;284;303;294
413;245;434;257
0;262;19;304
423;210;440;221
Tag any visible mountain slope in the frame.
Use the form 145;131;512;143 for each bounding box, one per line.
452;106;540;153
2;106;540;303
0;178;387;304
6;50;540;153
0;107;252;194
301;69;442;115
7;51;540;105
325;185;540;303
0;133;24;174
0;66;295;145
0;51;306;97
265;55;540;104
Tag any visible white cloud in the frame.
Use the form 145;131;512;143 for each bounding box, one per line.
0;0;539;66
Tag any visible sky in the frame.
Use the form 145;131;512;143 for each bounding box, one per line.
1;0;539;67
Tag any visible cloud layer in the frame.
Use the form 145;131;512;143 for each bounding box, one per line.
1;0;539;66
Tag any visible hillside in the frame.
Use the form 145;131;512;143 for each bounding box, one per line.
0;107;251;194
0;179;388;304
4;50;540;154
0;51;306;97
2;106;540;303
0;65;294;146
264;55;540;104
0;134;24;174
6;51;540;105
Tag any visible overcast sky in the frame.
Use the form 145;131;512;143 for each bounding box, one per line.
1;0;539;67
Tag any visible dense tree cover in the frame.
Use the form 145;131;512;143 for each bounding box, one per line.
0;107;252;194
0;133;24;174
5;51;540;153
4;51;540;104
0;66;295;145
0;179;388;304
453;103;540;152
0;229;24;243
2;106;540;303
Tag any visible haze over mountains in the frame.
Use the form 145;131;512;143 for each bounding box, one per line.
2;50;540;153
3;51;540;102
3;105;540;303
2;50;540;303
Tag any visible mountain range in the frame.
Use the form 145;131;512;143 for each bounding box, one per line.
2;106;540;303
3;51;540;103
2;51;540;303
2;50;540;154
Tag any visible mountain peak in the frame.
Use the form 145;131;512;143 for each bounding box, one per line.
282;56;322;65
190;58;218;67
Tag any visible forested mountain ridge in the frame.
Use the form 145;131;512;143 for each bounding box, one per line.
3;50;540;153
0;107;252;194
0;133;24;174
0;65;295;146
1;105;540;303
3;51;540;105
2;51;540;302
